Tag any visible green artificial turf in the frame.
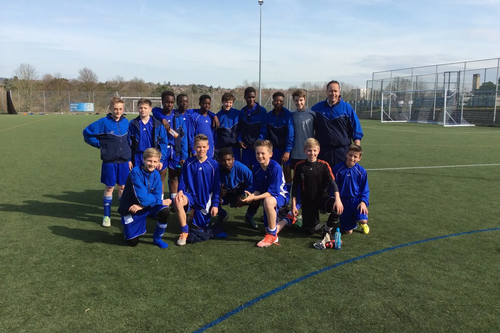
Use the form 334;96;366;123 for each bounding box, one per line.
1;115;499;332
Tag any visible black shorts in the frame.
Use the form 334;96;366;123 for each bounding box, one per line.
301;193;335;229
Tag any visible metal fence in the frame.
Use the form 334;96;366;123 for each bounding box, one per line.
364;58;500;126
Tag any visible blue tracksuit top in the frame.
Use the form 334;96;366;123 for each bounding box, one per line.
83;114;131;163
188;111;216;157
219;160;253;196
216;107;240;149
118;166;163;215
252;159;289;201
129;116;169;166
152;107;188;161
238;103;267;146
332;162;369;206
311;98;363;149
179;156;221;209
266;108;294;152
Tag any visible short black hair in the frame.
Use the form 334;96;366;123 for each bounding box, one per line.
176;93;188;106
199;94;211;104
272;91;285;99
244;87;256;97
326;80;341;92
161;91;175;103
218;147;234;159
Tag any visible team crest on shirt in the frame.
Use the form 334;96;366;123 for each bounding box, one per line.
199;167;203;170
110;131;114;134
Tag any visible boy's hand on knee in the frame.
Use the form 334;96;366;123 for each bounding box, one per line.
129;204;143;214
357;202;368;215
163;198;172;206
334;200;344;215
211;206;218;217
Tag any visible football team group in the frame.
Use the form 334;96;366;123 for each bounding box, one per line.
83;80;370;249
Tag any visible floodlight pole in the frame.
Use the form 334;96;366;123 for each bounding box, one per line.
258;0;263;103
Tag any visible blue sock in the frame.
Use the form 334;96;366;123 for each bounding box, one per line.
181;225;189;233
267;227;277;237
103;195;112;217
153;222;169;249
215;231;227;238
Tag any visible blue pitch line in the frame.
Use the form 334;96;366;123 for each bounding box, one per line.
194;227;500;333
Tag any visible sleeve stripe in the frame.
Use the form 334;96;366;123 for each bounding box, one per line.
318;159;335;180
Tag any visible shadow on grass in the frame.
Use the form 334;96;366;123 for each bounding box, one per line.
0;190;120;225
49;226;127;246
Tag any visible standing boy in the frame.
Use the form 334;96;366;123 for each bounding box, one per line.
291;139;343;249
217;147;257;228
129;98;169;169
238;87;267;169
215;92;241;161
118;148;172;248
83;96;131;227
290;89;315;169
152;91;188;199
241;140;289;247
174;134;223;246
266;91;294;194
188;95;216;159
329;144;370;235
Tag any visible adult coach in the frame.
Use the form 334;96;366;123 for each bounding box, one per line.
311;80;363;168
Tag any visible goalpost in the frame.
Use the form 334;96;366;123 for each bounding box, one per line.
380;71;474;127
121;96;162;115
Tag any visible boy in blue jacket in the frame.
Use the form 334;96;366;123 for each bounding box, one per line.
188;95;217;159
267;91;294;193
330;144;370;235
217;147;258;229
83;97;131;227
241;140;290;247
174;134;223;246
238;87;267;168
215;92;240;161
118;148;172;248
152;91;188;200
129;98;168;168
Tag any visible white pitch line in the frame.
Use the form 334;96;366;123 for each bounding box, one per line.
366;163;500;171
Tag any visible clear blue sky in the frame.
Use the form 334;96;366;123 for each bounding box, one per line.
1;0;499;88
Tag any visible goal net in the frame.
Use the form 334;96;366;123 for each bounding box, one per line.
121;97;162;115
381;89;473;126
380;71;474;127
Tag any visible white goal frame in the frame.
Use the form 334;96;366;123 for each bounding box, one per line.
381;88;474;127
121;96;162;114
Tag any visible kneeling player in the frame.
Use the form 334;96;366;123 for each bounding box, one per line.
118;148;172;248
291;139;343;249
174;134;226;245
241;140;290;247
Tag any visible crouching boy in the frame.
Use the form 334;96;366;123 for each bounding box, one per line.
241;140;290;247
291;139;343;249
174;134;226;246
118;148;172;248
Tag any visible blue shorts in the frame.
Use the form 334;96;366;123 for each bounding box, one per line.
262;194;288;228
121;205;169;240
340;198;368;231
101;162;129;187
241;148;257;167
183;192;212;229
272;148;291;166
166;146;181;171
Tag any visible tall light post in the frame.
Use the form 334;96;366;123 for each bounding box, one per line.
258;0;263;103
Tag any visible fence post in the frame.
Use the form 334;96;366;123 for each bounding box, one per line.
493;58;499;124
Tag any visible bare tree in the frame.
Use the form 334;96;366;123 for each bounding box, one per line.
106;75;126;93
13;63;40;113
128;77;149;95
77;67;99;91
